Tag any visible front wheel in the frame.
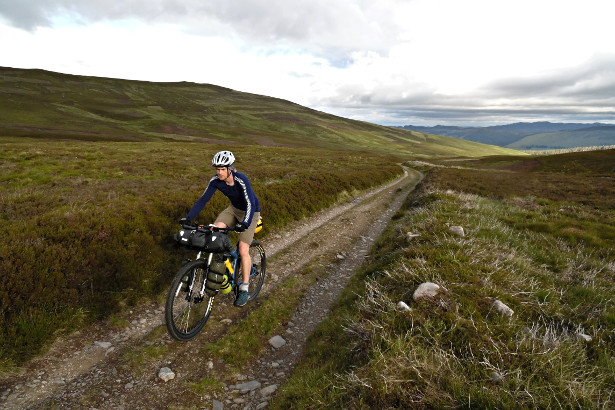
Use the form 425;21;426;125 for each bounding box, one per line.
165;259;214;341
247;241;266;301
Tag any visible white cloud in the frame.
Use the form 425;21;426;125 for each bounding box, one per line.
1;0;615;126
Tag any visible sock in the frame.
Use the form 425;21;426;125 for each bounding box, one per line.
240;283;249;293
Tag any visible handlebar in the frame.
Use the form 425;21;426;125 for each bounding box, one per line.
180;223;235;234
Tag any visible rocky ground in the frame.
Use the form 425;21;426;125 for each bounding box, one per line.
1;168;422;409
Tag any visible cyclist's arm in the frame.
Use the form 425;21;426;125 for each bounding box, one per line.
185;177;218;220
235;173;258;227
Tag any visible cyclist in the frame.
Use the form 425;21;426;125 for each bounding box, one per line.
180;150;261;307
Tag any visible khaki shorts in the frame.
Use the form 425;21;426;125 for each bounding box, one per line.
215;205;260;245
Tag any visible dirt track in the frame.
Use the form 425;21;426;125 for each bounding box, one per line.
1;167;422;409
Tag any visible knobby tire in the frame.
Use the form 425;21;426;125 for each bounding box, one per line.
165;259;213;341
247;241;266;301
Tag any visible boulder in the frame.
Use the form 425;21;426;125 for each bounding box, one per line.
269;335;287;349
413;282;440;301
158;367;175;382
492;299;514;317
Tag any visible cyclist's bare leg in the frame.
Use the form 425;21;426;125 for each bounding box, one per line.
216;222;250;287
238;240;251;288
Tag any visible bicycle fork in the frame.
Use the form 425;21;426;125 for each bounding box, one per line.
179;252;214;301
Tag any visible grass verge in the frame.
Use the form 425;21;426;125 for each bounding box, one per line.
272;151;615;408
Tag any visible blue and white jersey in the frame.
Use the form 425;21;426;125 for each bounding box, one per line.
186;171;260;227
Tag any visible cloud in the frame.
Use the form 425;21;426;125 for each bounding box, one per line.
0;0;402;61
2;0;615;127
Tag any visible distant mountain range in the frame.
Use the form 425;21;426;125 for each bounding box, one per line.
399;122;615;150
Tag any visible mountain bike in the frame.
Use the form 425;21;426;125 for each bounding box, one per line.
165;223;266;341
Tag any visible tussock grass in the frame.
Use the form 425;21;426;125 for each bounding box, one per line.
273;151;615;408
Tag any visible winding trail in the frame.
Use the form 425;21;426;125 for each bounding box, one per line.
0;167;422;409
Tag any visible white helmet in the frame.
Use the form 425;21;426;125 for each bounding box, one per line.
212;151;235;167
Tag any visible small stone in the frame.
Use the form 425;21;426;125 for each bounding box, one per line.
492;299;514;317
95;341;112;349
256;402;269;410
407;232;420;239
449;226;465;237
236;380;261;393
212;400;224;410
260;384;278;396
125;382;134;389
576;333;592;342
220;318;232;325
336;254;345;260
207;361;214;369
269;335;287;349
397;301;412;311
158;367;175;382
491;371;505;383
413;282;440;301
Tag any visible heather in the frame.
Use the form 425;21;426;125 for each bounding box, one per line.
0;139;400;366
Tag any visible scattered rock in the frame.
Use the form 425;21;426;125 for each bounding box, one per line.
492;299;514;317
269;335;287;349
449;226;465;237
406;232;420;239
158;367;175;382
491;370;505;383
413;282;440;301
397;301;412;311
576;333;592;342
234;380;261;393
94;341;112;349
256;402;269;410
260;384;278;396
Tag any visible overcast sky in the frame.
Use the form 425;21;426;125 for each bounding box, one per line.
1;0;614;126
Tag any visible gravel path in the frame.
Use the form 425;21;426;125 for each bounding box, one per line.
0;167;422;409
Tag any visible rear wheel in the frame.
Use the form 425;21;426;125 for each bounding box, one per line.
165;259;214;341
247;241;266;301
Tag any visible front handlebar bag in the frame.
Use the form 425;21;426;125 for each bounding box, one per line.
174;229;234;253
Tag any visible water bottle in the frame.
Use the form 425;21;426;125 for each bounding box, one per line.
220;274;231;294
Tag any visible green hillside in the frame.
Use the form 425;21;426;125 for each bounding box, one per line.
0;67;520;158
507;126;615;150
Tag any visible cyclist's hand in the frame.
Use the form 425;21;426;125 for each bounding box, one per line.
234;222;247;233
179;217;191;226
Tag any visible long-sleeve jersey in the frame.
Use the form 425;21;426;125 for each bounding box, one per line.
185;171;260;227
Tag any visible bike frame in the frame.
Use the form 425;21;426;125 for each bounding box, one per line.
195;245;242;291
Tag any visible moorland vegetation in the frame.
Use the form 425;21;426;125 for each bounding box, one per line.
274;149;615;408
0;140;404;367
